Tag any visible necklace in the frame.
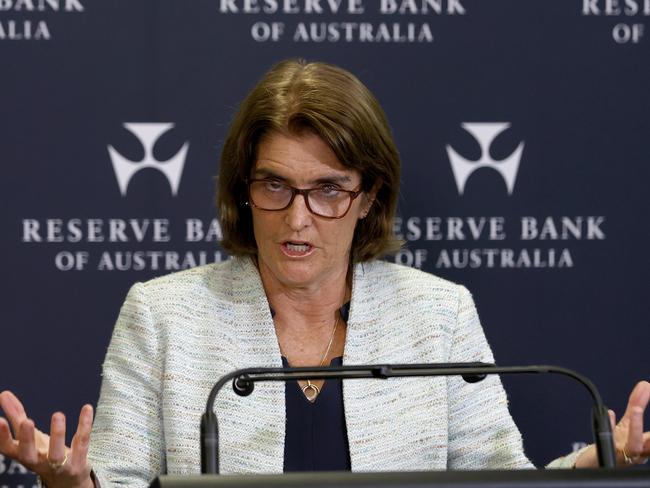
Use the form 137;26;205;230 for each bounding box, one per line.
301;313;340;403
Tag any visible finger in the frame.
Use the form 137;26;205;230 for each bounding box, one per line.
623;381;650;419
48;412;67;466
0;391;28;435
625;406;645;456
70;405;93;469
17;419;38;466
0;417;18;457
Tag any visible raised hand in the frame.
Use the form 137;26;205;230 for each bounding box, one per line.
0;391;94;488
576;380;650;468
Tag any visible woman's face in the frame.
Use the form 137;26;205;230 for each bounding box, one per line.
250;131;371;291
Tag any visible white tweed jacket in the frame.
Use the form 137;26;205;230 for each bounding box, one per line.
88;257;575;487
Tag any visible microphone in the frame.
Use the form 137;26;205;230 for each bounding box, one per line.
200;363;616;474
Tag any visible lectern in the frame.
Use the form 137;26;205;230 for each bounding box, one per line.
149;362;633;488
150;469;650;488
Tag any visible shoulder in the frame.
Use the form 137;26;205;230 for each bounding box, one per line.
124;257;255;307
354;259;470;305
347;261;480;363
112;257;266;349
351;260;477;334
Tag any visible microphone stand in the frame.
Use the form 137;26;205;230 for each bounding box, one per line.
200;363;616;474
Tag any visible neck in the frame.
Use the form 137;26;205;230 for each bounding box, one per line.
257;260;351;330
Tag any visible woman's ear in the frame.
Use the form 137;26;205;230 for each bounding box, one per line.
360;180;382;218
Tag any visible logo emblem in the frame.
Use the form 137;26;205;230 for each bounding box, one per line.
446;123;524;195
107;123;189;196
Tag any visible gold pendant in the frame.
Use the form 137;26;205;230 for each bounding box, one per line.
301;381;320;403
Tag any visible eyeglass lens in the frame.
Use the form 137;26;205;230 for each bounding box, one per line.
249;180;353;218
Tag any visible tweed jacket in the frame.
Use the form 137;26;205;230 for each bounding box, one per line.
88;257;576;487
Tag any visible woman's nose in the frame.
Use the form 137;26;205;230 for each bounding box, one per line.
284;193;313;230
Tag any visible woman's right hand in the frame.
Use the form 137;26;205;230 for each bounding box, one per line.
0;391;94;488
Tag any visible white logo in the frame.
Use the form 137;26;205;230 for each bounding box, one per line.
446;123;524;195
107;123;189;196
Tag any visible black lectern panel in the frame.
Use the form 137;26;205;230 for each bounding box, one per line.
150;470;650;488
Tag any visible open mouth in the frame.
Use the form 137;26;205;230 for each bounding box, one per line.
281;241;314;256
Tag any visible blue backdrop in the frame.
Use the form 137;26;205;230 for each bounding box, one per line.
1;0;649;485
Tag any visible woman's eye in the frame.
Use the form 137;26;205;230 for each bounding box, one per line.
318;185;341;198
320;185;341;195
264;180;285;192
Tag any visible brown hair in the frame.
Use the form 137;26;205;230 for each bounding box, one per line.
217;59;402;262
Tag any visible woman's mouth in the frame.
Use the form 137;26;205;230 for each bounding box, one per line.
281;241;314;257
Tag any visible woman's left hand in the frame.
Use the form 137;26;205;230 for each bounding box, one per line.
575;380;650;468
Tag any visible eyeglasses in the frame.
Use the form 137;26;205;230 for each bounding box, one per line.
247;179;363;219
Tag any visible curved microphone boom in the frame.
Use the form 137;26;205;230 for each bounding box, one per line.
200;363;616;474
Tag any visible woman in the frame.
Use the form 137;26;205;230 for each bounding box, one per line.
0;60;648;488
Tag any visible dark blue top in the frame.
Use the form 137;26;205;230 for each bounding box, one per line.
278;301;352;472
282;355;351;472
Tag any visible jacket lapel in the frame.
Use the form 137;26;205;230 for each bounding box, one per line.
216;257;285;474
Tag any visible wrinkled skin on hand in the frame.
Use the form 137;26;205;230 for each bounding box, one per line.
0;391;94;488
575;381;650;468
